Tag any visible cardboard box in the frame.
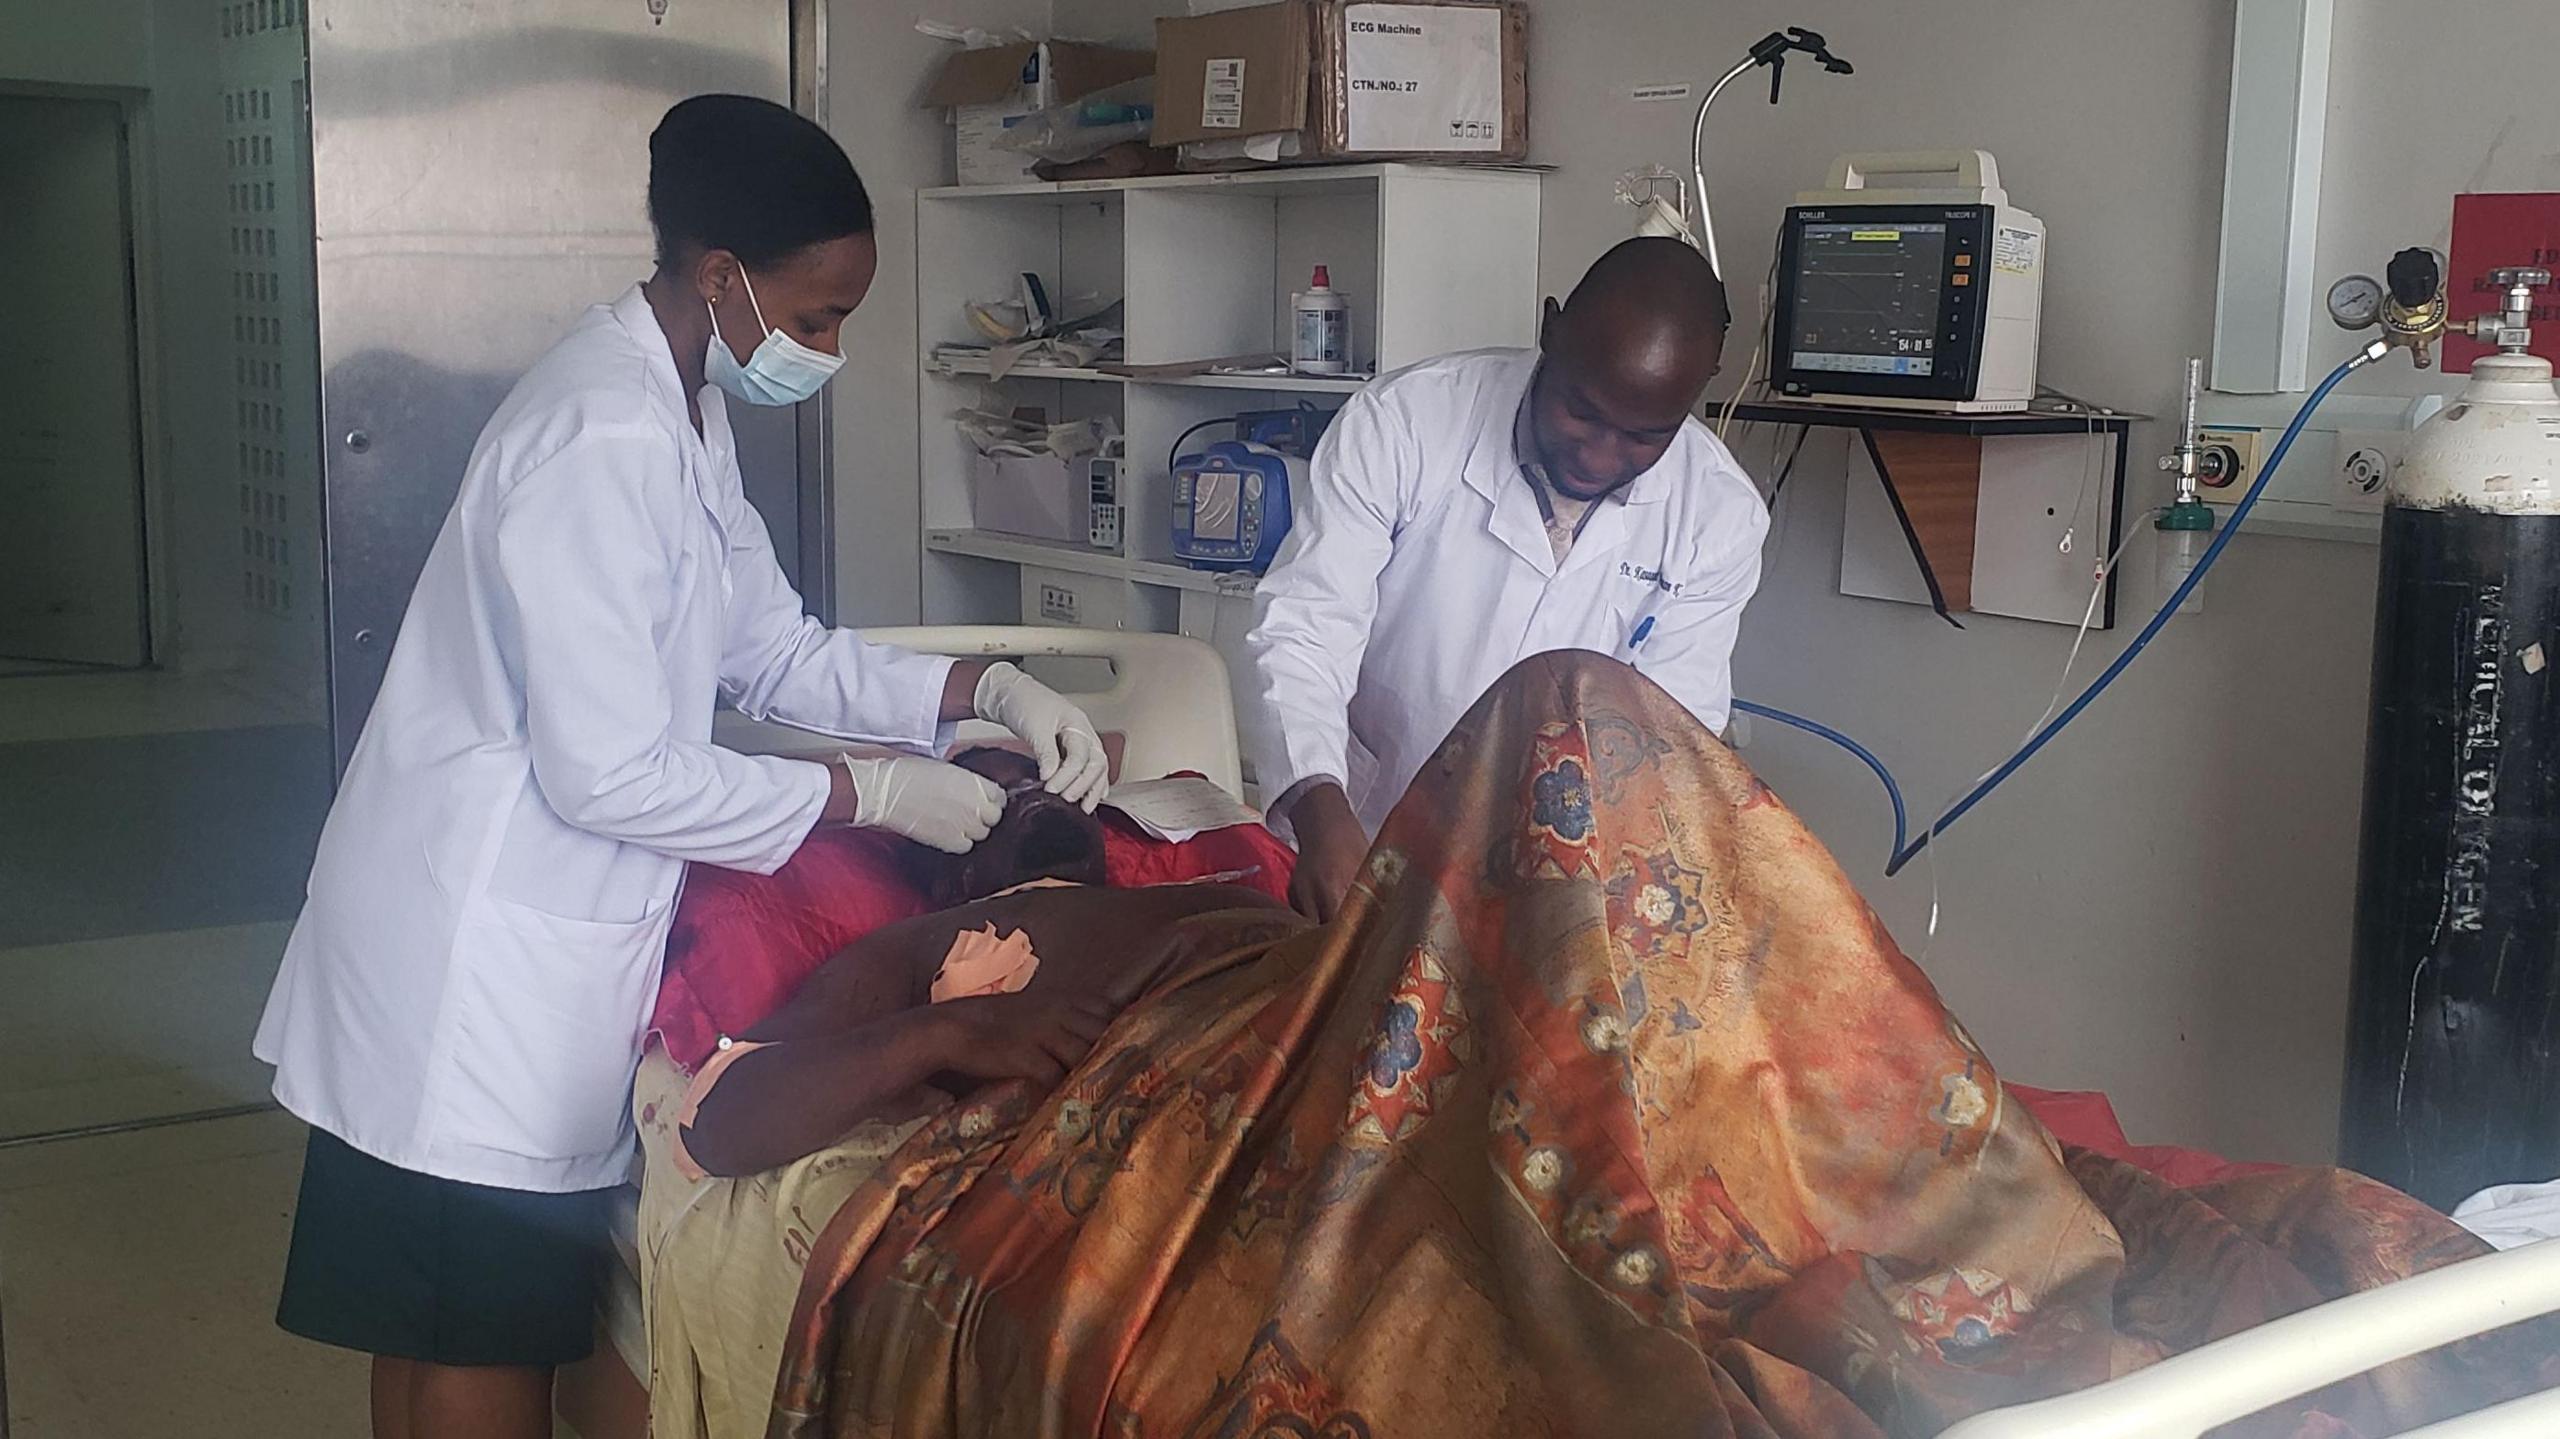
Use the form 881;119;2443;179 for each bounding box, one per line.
1319;1;1526;158
968;450;1087;545
923;40;1155;186
1152;0;1525;162
1153;2;1314;147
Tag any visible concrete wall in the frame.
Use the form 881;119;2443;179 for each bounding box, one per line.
1555;0;2326;1161
2316;0;2560;406
836;1;2560;1162
1529;0;2560;1164
1052;0;1163;44
825;0;1052;625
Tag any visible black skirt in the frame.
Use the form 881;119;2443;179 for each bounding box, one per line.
276;1127;612;1368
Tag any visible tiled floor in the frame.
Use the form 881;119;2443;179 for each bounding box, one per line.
0;726;331;951
0;1110;367;1436
0;668;647;1435
0;926;284;1143
0;668;315;747
0;669;358;1431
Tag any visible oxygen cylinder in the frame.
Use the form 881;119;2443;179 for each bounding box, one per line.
2342;266;2560;1208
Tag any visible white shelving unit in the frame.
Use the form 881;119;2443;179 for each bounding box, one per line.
914;162;1540;772
927;353;1369;396
921;527;1237;596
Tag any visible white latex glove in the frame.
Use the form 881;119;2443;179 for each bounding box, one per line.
972;661;1110;810
839;754;1004;854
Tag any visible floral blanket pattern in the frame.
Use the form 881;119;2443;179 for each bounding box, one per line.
768;653;2555;1438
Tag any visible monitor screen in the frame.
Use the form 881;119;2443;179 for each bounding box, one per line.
1191;473;1242;543
1786;222;1948;377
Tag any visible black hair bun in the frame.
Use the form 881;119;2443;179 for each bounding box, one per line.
648;93;872;269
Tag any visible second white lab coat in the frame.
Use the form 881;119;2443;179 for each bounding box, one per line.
1249;348;1767;834
254;286;952;1192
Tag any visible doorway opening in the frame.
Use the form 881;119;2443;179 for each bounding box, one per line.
0;92;152;674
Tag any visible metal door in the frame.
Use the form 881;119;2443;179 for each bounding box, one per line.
308;0;828;767
0;95;150;669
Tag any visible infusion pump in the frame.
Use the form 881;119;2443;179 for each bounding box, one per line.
1769;150;2044;413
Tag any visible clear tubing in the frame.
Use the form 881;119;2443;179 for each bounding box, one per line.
1733;699;1909;852
1882;349;2373;876
1721;348;2372;879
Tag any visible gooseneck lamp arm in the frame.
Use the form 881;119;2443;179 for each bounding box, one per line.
1688;27;1854;279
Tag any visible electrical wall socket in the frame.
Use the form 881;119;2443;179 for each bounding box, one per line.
2332;429;2407;515
2196;426;2261;498
1036;583;1080;626
2193;390;2444;543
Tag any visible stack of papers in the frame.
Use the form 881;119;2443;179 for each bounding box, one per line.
1102;775;1264;844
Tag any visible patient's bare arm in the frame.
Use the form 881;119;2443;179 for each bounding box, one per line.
678;992;1119;1178
680;883;1292;1177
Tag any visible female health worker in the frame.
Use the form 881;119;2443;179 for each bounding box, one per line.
255;95;1106;1438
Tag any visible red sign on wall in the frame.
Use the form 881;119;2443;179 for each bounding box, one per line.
2444;192;2560;374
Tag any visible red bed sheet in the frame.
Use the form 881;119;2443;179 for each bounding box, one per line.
649;807;1295;1073
2013;1083;2286;1189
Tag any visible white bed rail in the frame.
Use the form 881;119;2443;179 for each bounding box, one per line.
1942;1238;2560;1439
714;625;1244;799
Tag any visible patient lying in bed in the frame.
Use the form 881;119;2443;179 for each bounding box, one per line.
633;751;1298;1437
646;659;2557;1439
671;747;1298;1179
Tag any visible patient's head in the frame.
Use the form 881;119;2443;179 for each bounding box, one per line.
921;747;1108;904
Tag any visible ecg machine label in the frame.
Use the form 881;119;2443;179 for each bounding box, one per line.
1202;59;1245;130
1993;227;2042;274
1341;3;1503;153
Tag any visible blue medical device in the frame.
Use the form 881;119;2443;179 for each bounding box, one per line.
1231;405;1332;455
1169;404;1335;571
1171;441;1302;571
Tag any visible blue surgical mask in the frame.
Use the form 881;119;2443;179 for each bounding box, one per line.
704;267;843;406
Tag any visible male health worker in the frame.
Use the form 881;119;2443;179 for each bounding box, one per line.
256;96;1107;1439
1250;237;1766;920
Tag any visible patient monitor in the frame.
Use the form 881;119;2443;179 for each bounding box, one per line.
1771;151;2044;414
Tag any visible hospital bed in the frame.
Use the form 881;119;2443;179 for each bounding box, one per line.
572;625;2560;1439
580;626;1253;1433
709;625;1245;799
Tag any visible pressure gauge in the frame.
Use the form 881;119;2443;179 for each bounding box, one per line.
2328;274;2387;331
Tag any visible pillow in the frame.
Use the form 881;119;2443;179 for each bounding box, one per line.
650;827;934;1074
1101;812;1294;896
649;796;1297;1073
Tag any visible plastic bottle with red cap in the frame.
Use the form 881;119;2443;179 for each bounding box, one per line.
1291;264;1349;375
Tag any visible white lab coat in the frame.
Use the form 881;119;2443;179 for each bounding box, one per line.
254;286;952;1192
1249;348;1767;834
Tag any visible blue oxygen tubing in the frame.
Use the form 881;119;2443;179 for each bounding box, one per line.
1737;347;2375;879
1732;699;1910;854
